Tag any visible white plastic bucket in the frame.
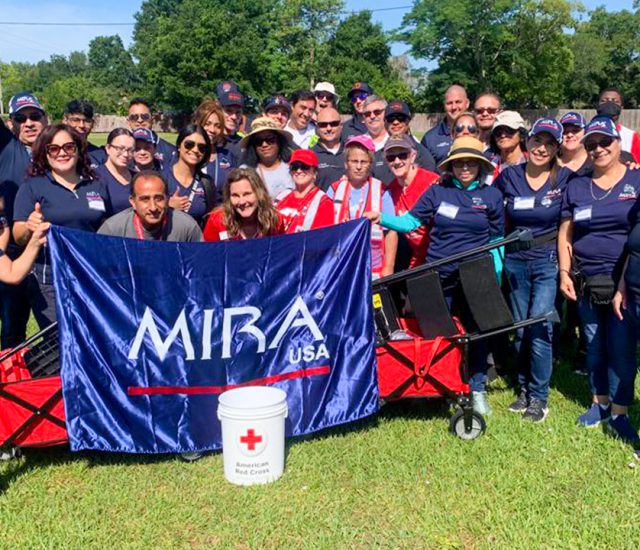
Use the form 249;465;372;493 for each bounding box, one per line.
217;386;288;486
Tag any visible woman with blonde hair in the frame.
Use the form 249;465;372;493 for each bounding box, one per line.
203;167;282;241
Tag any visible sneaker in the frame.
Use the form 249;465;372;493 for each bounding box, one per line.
523;398;549;423
607;415;640;445
508;390;528;413
577;403;611;427
472;391;492;416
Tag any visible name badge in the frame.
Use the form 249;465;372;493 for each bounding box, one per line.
574;206;592;222
219;231;229;241
87;199;106;212
437;201;459;219
514;196;535;210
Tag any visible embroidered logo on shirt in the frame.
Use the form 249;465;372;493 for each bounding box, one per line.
541;188;562;207
471;196;487;210
618;184;637;201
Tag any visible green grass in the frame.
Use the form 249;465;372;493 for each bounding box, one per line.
2;355;640;548
89;133;177;148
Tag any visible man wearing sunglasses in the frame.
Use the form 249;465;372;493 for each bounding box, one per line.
421;84;470;167
473;92;502;153
341;81;373;142
127;98;177;164
64;99;106;167
0;92;49;348
312;107;345;191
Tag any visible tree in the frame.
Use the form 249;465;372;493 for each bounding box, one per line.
88;36;139;92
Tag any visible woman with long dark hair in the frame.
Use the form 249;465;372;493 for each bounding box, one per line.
12;123;110;327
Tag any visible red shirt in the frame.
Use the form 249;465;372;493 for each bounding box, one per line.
276;187;334;234
202;208;283;242
386;167;439;267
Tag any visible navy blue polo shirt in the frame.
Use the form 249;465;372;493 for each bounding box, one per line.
624;213;640;301
87;143;107;167
154;134;177;164
312;142;345;192
410;178;504;277
420;121;452;168
14;172;111;283
496;164;571;260
0;123;31;230
94;163;133;214
341;115;367;142
203;145;237;201
561;168;640;278
163;166;208;224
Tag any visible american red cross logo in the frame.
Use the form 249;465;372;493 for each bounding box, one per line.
240;429;263;451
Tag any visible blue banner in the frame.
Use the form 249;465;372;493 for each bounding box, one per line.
49;219;378;453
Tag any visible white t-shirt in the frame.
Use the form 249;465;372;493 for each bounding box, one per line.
285;122;316;149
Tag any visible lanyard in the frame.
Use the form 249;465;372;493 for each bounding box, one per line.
133;212;168;240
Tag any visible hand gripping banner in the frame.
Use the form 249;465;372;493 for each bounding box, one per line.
48;219;378;453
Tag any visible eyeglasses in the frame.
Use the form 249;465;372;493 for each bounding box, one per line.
67;116;92;125
317;120;341;129
451;159;479;169
351;92;369;103
109;144;135;156
45;142;77;157
454;123;478;134
387;115;409;124
253;135;278;146
183;140;207;154
128;113;152;122
363;108;384;119
385;151;410;163
584;136;615;152
494;127;518;137
290;162;314;172
475;107;499;115
12;112;44;124
315;92;334;101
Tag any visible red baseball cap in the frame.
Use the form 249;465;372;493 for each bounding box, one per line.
290;149;318;168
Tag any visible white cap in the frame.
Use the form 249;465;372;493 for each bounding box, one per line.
313;82;337;98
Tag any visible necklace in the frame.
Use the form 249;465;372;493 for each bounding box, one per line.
590;179;616;201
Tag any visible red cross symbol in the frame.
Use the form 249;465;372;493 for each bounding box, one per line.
240;429;263;451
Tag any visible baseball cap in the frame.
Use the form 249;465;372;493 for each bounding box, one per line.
383;134;416;154
492;110;526;131
313;82;337;98
290;149;319;168
263;95;292;114
581;116;621;142
345;134;375;152
529;118;563;144
559;112;586;129
9;92;44;115
348;82;373;99
219;90;245;108
385;100;412;120
133;128;156;144
216;80;240;97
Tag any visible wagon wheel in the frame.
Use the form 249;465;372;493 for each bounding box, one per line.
449;409;486;440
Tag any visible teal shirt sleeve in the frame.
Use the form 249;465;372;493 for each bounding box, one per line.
379;212;422;233
489;236;504;284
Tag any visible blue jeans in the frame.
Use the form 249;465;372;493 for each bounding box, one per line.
505;255;558;401
578;297;637;406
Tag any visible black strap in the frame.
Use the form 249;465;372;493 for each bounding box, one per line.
505;231;557;254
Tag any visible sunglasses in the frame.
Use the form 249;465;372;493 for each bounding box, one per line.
475;107;499;115
253;135;278;146
183;140;207;154
454;123;478;134
128;113;152;122
12;111;44;124
363;108;384;119
494;126;518;137
290;162;314;172
351;92;369;103
315;92;334;101
387;115;409;124
45;142;77;157
386;151;410;163
452;159;479;169
317;120;341;129
584;136;615;152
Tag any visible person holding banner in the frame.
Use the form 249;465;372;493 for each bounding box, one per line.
276;149;333;234
202;167;282;241
365;136;504;414
95;128;136;214
165;124;215;226
98;171;202;242
13;123;111;328
328;134;396;279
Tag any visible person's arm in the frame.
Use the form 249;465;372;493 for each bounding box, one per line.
613;256;629;320
13;201;44;246
0;222;50;284
381;230;397;277
558;218;576;301
0;118;14;152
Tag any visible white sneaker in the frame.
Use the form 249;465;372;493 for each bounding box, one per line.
472;391;492;416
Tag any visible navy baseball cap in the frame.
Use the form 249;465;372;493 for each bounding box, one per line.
559;112;586;129
348;82;373;98
219;90;245;108
216;80;240;97
133;128;155;144
385;100;412;120
529;118;563;144
263;95;292;114
9;92;44;115
581;116;621;142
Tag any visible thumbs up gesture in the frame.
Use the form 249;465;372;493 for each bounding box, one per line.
26;202;45;233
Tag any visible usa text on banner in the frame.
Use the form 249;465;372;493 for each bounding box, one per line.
48;219;378;453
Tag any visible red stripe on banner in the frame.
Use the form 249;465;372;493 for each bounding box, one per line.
127;365;331;396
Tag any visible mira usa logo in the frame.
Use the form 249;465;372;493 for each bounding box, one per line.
127;296;329;364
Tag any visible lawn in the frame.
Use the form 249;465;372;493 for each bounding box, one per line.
89;133;177;147
2;351;640;548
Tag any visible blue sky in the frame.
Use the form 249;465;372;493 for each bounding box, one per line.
0;0;635;64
